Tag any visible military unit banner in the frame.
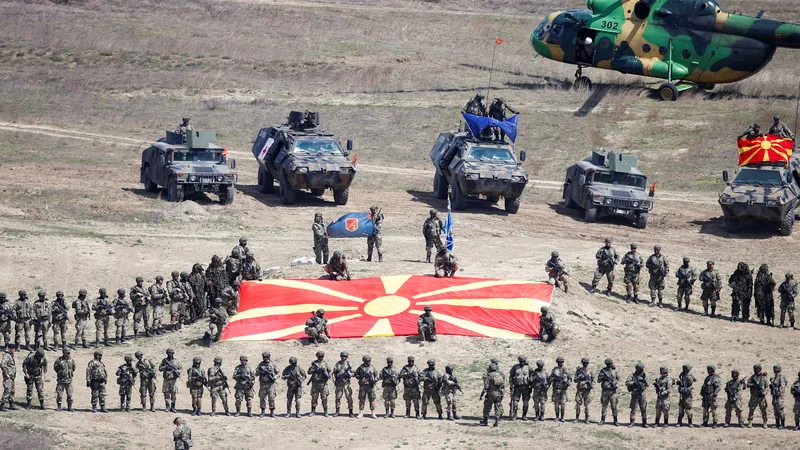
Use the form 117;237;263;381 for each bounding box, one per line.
737;134;794;166
221;275;553;341
326;212;375;238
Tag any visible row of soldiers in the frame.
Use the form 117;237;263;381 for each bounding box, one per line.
4;346;800;431
545;238;797;327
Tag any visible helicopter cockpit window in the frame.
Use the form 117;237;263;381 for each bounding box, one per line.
547;24;564;45
534;18;551;41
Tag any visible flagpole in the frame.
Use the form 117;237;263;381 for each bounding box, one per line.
486;42;498;101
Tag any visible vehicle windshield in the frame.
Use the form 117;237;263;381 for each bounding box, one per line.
293;139;343;155
733;168;784;186
465;146;516;163
173;150;222;163
592;171;646;189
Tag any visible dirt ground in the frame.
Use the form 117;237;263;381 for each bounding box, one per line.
1;0;800;449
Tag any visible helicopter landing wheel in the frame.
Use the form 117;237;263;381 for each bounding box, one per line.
574;76;592;89
658;82;679;101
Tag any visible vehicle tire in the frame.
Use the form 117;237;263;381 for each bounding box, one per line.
780;210;794;236
257;168;274;194
563;183;577;208
166;177;183;202
333;188;349;205
726;218;741;233
574;76;592;90
658;82;679;101
635;213;648;229
143;166;159;193
433;172;448;200
504;196;521;214
584;203;598;223
219;185;235;205
486;195;500;204
279;173;296;205
452;180;468;211
311;189;325;196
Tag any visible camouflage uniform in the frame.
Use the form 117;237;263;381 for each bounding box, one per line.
333;353;354;416
771;366;788;429
233;356;256;417
724;370;746;426
220;282;240;316
187;264;207;318
23;349;47;408
531;360;549;421
769;118;795;139
356;356;380;417
241;254;262;282
312;213;330;265
166;272;187;331
86;352;108;412
255;353;279;416
380;358;400;418
135;352;157;412
148;278;168;335
173;417;193;450
305;309;330;344
728;262;753;322
308;351;331;416
574;358;593;423
791;374;800;430
92;289;113;346
14;290;33;349
207;358;230;416
417;307;436;342
508;356;532;420
116;357;137;411
778;273;797;328
488;97;518;140
225;249;242;286
434;249;458;278
597;360;619;425
324;251;351;281
71;290;90;347
32;292;51;351
591;240;619;294
701;366;722;427
53;348;75;411
463;93;487;117
399;357;420;418
186;358;206;416
747;365;769;428
539;306;558;342
545;252;570;293
549;357;572;422
675;258;697;311
206;255;229;302
159;350;182;412
281;358;307;417
754;265;776;326
179;272;198;321
645;246;669;307
738;124;763;140
653;368;674;426
367;206;384;262
129;278;151;338
113;289;132;344
50;293;69;350
0;293;12;347
626;364;649;427
677;365;697;426
422;210;444;263
481;359;505;427
620;245;643;302
419;360;442;419
0;345;16;410
699;262;722;316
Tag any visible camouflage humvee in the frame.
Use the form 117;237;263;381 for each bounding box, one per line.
719;158;800;235
140;130;237;204
563;149;654;228
429;131;528;213
251;111;355;205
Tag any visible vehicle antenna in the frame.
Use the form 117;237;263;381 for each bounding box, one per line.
486;38;503;101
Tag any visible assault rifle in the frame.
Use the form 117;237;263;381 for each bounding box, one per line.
163;358;183;382
779;283;797;302
218;371;232;393
307;361;330;385
677;375;692;394
421;370;440;391
335;363;352;385
675;267;697;287
791;383;800;398
700;271;721;292
629;374;644;394
533;371;550;391
52;302;69;323
576;368;593;390
546;260;568;276
600;249;617;268
100;301;114;317
257;364;276;384
130;288;149;307
398;366;418;387
284;367;303;388
114;299;131;316
355;366;378;386
119;366;135;386
654;381;670;398
449;375;464;394
138;361;157;382
380;368;397;387
724;381;741;400
189;370;208;389
769;378;783;400
238;369;254;391
550;371;568;390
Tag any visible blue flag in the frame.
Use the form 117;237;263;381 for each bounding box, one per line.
327;212;375;238
462;113;519;143
444;198;454;251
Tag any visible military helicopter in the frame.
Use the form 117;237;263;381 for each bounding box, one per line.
530;0;800;100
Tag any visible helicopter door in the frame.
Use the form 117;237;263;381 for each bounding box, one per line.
575;29;598;65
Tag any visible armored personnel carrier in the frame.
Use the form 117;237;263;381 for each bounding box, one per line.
140;129;237;204
719;158;800;235
251;111;355;205
563;149;654;228
429;131;528;213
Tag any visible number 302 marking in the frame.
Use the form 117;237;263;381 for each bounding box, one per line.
600;21;619;30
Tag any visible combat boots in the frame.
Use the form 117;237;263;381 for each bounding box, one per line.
521;406;528;421
104;338;110;347
677;412;683;426
404;407;410;418
704;307;709;316
446;411;452;421
260;408;266;418
625;295;631;304
0;404;5;412
57;403;62;412
613;415;619;426
600;415;606;425
688;416;692;426
94;339;100;348
25;400;31;410
349;408;355;418
480;417;489;426
335;407;340;417
795;419;799;431
642;414;649;428
663;416;669;427
633;295;640;304
235;405;241;417
711;306;716;317
310;406;316;417
324;407;329;417
269;409;275;417
67;401;73;412
493;417;500;427
247;406;253;417
453;407;459;420
115;337;120;345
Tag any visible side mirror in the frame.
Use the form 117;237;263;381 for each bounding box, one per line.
519;151;527;162
722;170;729;183
346;140;353;151
159;155;166;166
166;149;174;165
230;159;237;170
578;174;587;186
648;186;655;197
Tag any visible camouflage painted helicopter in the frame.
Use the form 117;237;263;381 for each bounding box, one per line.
530;0;800;100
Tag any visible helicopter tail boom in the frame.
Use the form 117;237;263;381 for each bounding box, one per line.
718;13;800;48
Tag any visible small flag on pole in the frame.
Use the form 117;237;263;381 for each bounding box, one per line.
495;37;504;45
351;154;358;166
444;197;454;251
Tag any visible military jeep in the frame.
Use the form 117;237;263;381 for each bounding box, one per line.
140;130;237;204
563;149;654;228
251;111;355;205
719;158;800;236
429;131;528;214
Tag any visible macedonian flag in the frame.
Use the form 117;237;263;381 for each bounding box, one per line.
221;275;553;341
738;134;794;166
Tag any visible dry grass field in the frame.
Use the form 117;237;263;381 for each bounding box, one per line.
0;0;799;449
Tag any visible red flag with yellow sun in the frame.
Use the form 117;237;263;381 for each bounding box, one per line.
737;134;793;166
221;275;553;341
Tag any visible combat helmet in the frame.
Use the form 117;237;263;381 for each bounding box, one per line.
316;350;325;358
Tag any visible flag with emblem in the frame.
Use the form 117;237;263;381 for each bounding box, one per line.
221;276;554;341
737;134;794;166
327;212;375;238
444;198;454;251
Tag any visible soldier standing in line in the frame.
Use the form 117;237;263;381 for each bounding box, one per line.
380;357;399;418
281;356;306;418
313;212;330;265
179;272;197;322
333;351;355;417
92;288;114;347
166;271;187;332
701;365;722;428
51;292;69;351
308;350;331;417
645;245;669;307
549;356;572;422
574;357;593;424
545;251;569;293
591;237;618;295
422;209;444;263
724;369;746;427
440;365;460;421
0;293;12;348
653;366;674;427
699;261;722;317
255;351;278;418
148;276;167;336
113;288;132;344
480;358;505;427
32;291;51;351
778;272;797;329
677;364;697;427
233;355;255;417
14;290;33;350
597;358;619;426
355;355;379;418
130;277;150;338
728;262;753;322
626;363;649;428
771;364;788;429
22;348;47;410
417;306;437;343
754;264;776;326
207;356;230;416
747;364;769;428
621;243;643;303
367;205;384;262
116;355;137;412
419;359;443;420
86;350;108;413
187;357;206;417
769;115;795;139
135;351;157;412
508;355;532;421
159;348;182;413
399;355;420;419
53;347;75;412
324;251;351;281
72;289;90;348
531;359;549;421
790;371;800;430
675;257;697;311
